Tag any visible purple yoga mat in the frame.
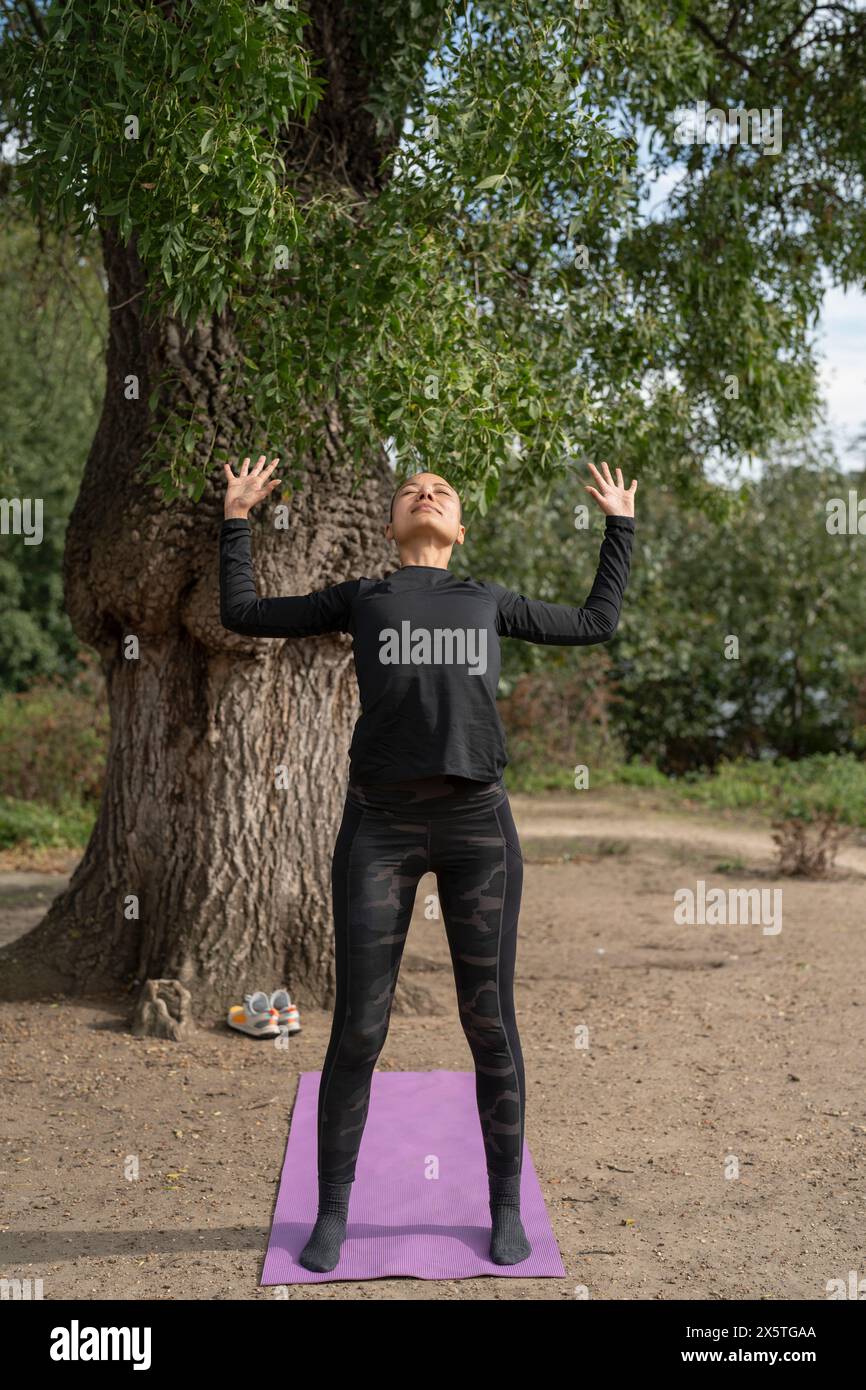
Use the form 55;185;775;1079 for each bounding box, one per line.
260;1069;566;1283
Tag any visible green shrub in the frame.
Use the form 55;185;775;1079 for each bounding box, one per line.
498;662;626;792
0;651;108;809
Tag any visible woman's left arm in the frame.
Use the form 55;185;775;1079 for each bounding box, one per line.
493;464;637;646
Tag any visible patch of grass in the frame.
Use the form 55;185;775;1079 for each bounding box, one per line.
504;760;663;795
0;795;96;850
506;751;866;830
597;761;670;789
664;753;866;828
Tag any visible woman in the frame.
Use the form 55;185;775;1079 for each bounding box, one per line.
220;455;637;1272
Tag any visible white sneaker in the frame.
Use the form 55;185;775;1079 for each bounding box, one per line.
270;987;301;1034
227;991;281;1039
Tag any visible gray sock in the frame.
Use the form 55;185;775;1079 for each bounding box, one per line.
298;1178;352;1273
488;1172;531;1265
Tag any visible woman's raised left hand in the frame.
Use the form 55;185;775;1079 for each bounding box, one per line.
584;461;637;517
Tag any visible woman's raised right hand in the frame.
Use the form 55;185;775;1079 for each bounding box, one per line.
223;454;282;520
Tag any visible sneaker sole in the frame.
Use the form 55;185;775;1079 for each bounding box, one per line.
227;1021;282;1039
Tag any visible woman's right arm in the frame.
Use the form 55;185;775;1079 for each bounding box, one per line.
220;518;357;637
219;452;356;638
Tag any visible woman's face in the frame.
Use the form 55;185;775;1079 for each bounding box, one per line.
387;472;464;547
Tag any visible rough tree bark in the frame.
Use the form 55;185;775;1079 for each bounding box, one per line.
0;1;421;1008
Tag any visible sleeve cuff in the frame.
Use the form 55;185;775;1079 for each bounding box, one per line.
221;517;251;529
604;515;635;530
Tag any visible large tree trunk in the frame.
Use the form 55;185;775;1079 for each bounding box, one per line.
0;221;393;1007
0;1;417;1007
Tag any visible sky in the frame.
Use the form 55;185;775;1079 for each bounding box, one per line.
815;283;866;466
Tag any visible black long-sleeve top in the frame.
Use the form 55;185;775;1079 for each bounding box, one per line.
220;514;635;784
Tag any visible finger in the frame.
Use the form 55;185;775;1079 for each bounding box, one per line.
223;462;236;480
267;478;282;492
600;460;614;485
586;461;607;487
251;453;267;476
630;479;638;492
584;486;604;504
615;466;624;489
262;456;281;479
240;456;251;477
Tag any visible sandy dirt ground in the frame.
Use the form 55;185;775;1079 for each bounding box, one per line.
1;787;865;1302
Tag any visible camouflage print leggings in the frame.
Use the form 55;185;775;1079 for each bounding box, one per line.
317;773;526;1184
